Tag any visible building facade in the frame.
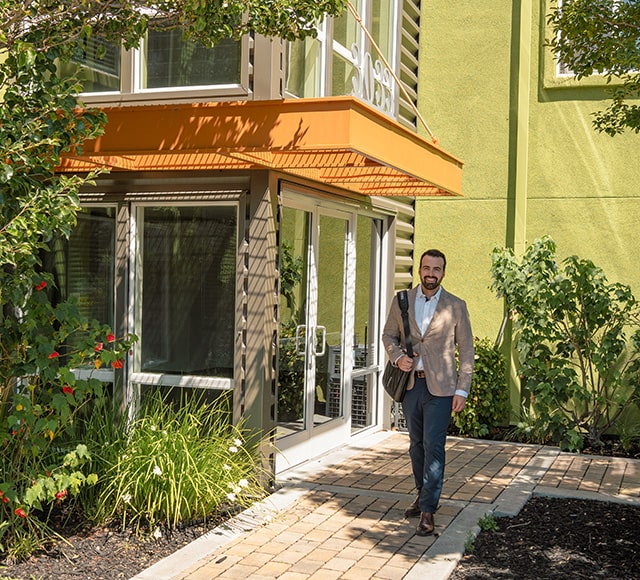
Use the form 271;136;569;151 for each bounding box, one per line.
415;0;640;414
57;1;464;474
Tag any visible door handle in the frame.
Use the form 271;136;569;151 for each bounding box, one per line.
315;325;326;357
295;325;306;356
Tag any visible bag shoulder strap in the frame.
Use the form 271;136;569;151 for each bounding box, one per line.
397;290;414;358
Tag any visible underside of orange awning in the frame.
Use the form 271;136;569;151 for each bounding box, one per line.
59;97;463;197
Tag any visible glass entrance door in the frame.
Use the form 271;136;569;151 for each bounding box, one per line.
276;203;351;469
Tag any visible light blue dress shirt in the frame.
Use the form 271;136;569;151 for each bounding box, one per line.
415;286;468;399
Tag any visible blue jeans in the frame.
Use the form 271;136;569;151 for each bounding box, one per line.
402;376;453;513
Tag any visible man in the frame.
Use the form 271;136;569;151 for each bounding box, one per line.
382;249;474;536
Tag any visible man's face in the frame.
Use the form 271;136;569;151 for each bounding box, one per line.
419;255;445;293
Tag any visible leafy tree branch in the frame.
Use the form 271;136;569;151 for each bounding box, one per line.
548;0;640;135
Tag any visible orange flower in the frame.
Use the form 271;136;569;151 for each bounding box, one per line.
111;359;123;369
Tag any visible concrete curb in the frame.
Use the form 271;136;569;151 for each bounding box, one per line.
493;446;559;517
534;485;640;506
405;502;493;580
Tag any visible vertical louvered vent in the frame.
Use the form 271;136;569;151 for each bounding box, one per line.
398;0;420;129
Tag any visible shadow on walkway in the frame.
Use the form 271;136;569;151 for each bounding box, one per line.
132;430;640;580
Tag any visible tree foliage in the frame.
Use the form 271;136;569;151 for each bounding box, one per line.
548;0;640;135
0;0;345;558
491;237;640;452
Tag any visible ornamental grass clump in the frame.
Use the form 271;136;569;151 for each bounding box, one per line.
96;391;267;532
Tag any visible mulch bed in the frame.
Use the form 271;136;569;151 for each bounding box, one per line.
0;517;223;580
450;496;640;580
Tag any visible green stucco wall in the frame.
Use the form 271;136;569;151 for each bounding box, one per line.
415;0;640;347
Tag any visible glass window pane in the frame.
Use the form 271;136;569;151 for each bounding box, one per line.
333;3;361;50
141;30;240;89
45;207;116;327
353;216;381;369
59;37;121;93
277;208;310;431
331;52;357;96
140;206;236;377
352;216;382;432
316;214;347;424
371;0;395;61
286;37;322;98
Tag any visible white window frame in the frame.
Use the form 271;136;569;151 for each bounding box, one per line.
285;0;401;118
78;34;250;105
128;201;240;392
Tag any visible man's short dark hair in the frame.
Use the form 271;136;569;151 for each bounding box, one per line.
420;249;447;272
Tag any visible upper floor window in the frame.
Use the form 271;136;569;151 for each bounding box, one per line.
552;0;639;79
286;0;400;119
64;37;122;93
60;28;243;99
140;31;240;90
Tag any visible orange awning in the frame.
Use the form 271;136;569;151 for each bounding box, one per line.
59;97;463;197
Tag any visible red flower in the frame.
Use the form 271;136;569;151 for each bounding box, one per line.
14;508;26;518
2;496;8;503
107;333;116;343
48;351;60;359
111;359;123;369
94;342;104;353
55;489;68;500
62;385;74;395
35;281;47;291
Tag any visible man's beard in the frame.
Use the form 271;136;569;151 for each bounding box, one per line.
422;277;440;290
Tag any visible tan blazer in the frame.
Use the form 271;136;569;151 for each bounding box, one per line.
382;286;474;397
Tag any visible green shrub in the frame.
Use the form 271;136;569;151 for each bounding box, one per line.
0;276;135;561
478;513;498;532
491;236;640;452
453;337;509;438
95;390;267;532
615;406;640;453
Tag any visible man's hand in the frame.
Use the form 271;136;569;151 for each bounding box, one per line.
452;395;467;413
397;354;415;372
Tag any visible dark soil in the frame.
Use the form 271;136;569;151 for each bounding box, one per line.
0;516;223;580
450;496;640;580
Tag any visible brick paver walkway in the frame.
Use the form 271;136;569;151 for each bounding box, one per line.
133;432;640;580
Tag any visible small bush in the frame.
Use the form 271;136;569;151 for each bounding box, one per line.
478;513;498;532
453;337;509;438
491;237;640;452
95;390;267;532
0;276;135;561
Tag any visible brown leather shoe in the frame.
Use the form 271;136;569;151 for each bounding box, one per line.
416;512;434;536
404;495;421;518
